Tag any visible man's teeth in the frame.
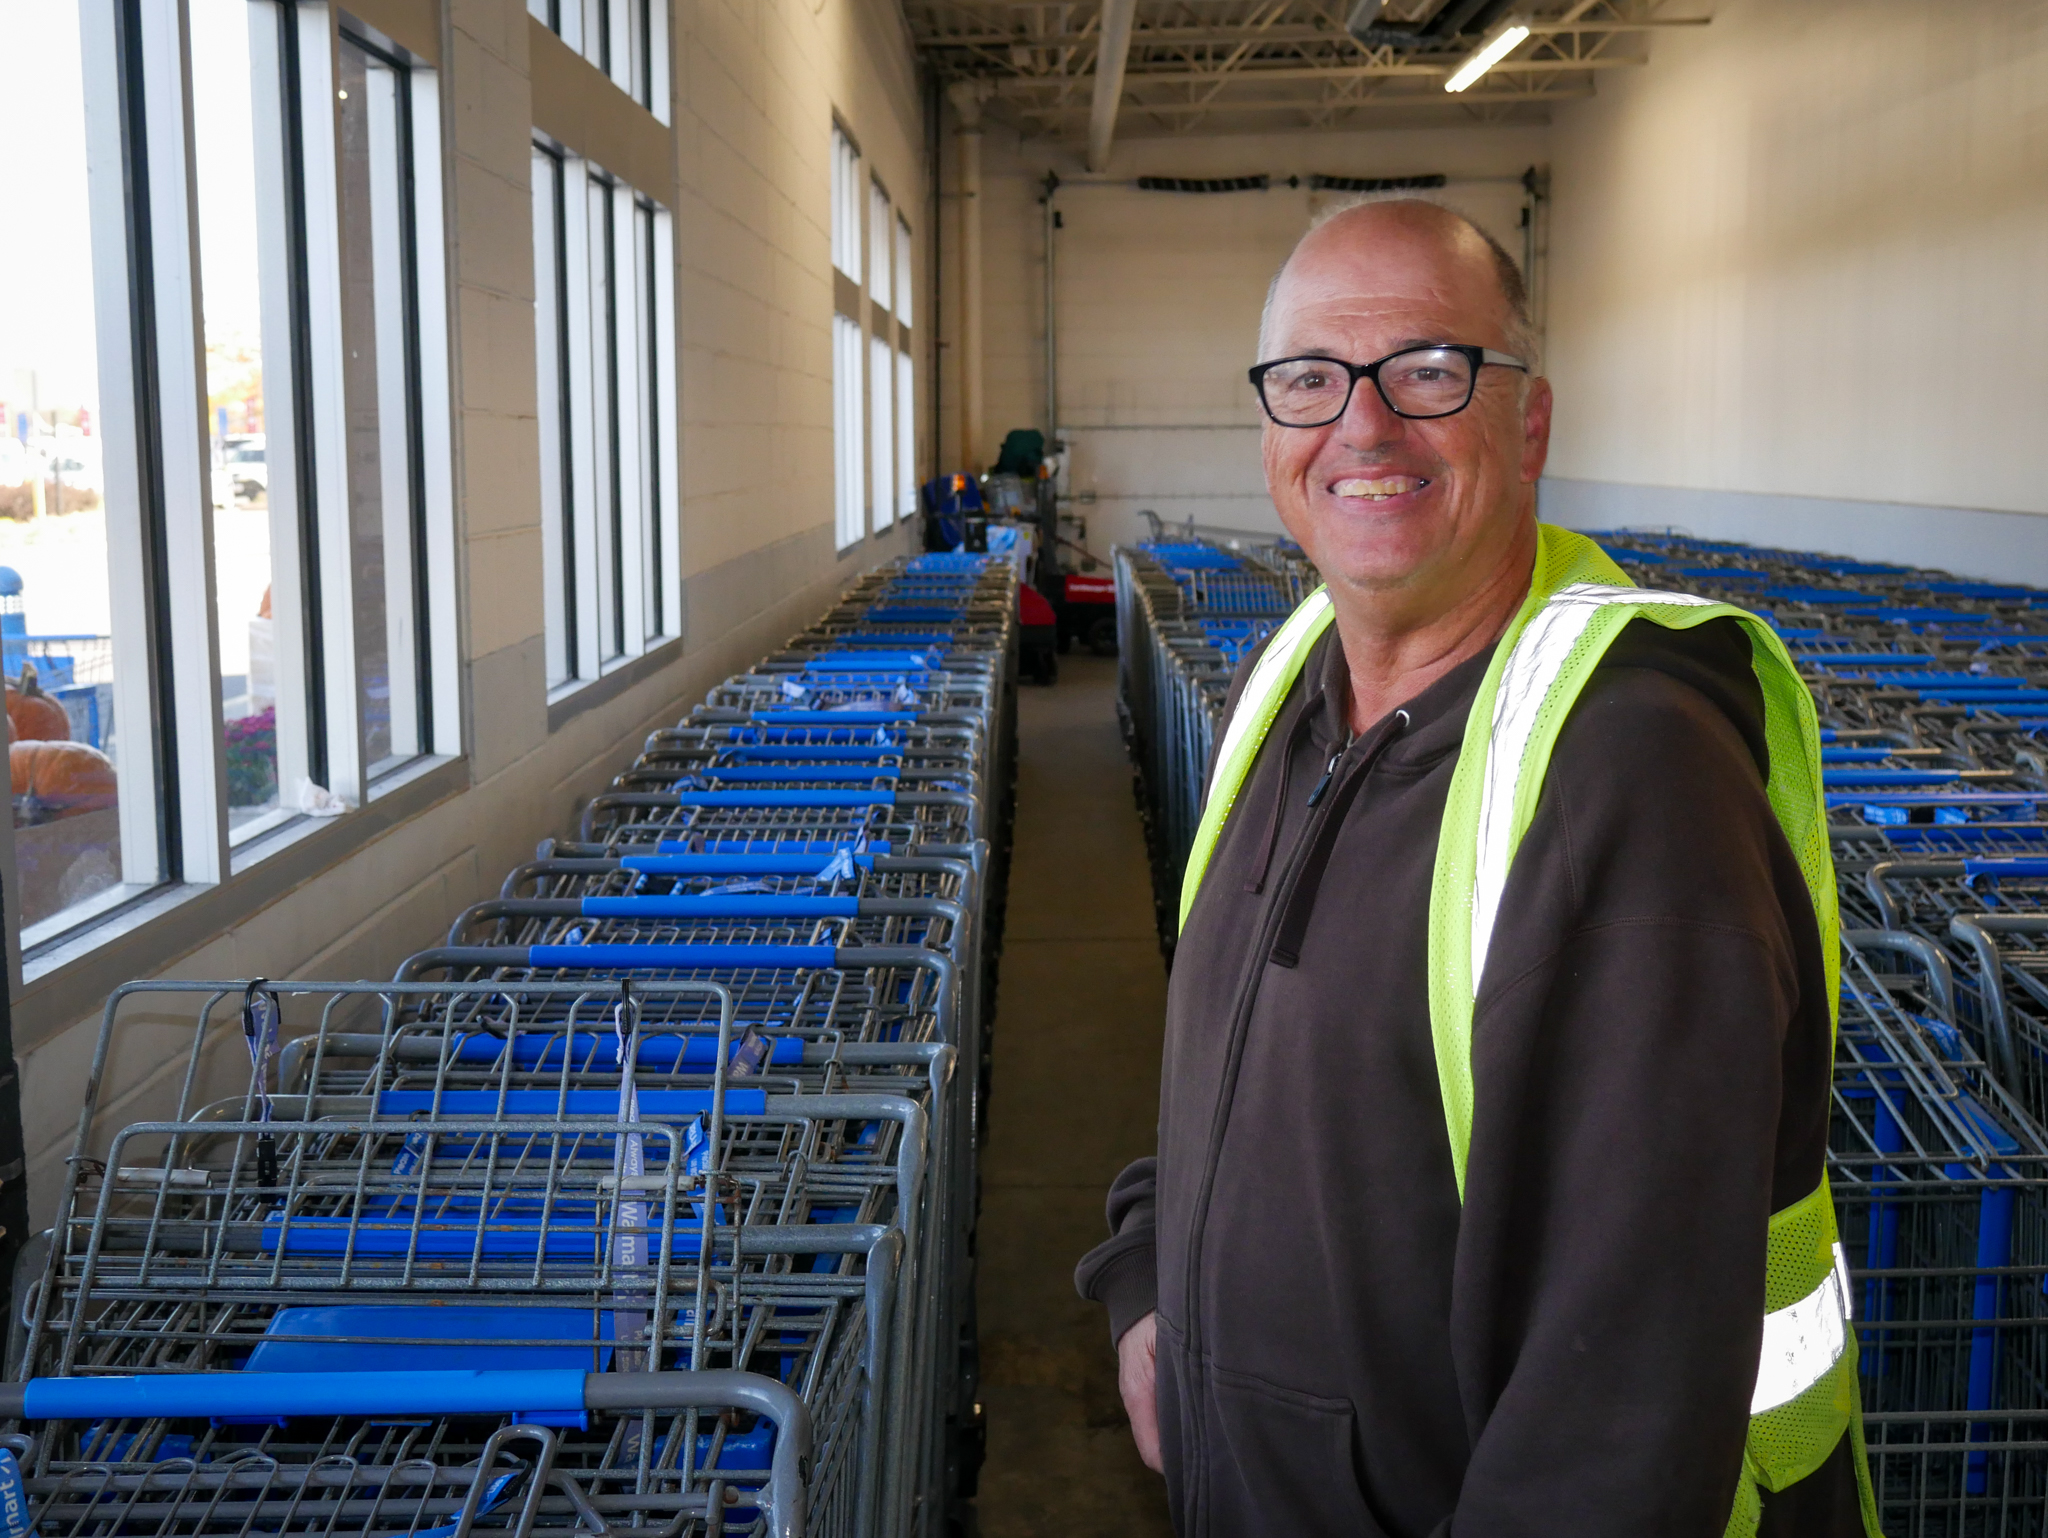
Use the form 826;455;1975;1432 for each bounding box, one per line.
1333;476;1428;500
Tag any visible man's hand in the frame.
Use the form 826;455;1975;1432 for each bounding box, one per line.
1117;1310;1164;1472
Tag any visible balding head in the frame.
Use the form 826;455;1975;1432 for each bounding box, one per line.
1251;194;1553;667
1258;198;1535;367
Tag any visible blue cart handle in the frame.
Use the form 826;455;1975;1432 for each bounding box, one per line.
0;1369;810;1538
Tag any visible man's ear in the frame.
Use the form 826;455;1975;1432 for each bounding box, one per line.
1520;376;1553;486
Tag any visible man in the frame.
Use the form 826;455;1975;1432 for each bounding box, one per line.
1074;200;1876;1536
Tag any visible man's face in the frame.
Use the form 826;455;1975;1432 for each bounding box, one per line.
1258;208;1552;608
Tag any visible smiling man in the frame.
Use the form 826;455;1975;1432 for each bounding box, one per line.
1074;200;1878;1536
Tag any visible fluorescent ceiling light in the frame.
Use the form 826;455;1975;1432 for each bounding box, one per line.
1444;18;1531;93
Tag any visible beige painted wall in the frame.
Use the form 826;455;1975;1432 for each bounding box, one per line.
13;0;930;1222
1543;0;2048;526
949;122;1547;554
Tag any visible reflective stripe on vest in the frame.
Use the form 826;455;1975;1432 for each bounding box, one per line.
1754;1242;1854;1416
1178;524;1881;1536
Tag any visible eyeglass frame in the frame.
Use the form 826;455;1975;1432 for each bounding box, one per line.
1247;343;1530;427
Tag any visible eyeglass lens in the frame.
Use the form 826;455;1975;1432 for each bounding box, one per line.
1260;347;1476;425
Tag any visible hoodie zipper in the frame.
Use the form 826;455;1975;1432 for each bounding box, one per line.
1178;705;1407;1511
1305;731;1353;809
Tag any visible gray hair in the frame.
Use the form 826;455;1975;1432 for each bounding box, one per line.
1256;193;1539;368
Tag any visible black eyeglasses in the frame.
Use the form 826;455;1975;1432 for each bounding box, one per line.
1248;344;1529;427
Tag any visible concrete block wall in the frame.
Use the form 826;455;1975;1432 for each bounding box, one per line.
1541;0;2048;573
12;0;932;1224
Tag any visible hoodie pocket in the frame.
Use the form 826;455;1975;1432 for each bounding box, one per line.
1201;1363;1387;1537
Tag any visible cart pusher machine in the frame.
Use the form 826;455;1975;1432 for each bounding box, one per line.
0;555;1020;1538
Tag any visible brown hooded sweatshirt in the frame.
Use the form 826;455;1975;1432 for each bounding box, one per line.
1076;614;1862;1536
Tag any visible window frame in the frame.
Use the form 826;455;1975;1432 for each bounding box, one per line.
528;0;669;123
830;123;865;551
531;135;680;700
11;0;461;969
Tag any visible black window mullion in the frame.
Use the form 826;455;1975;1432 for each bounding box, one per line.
551;153;577;680
643;201;659;637
278;0;327;787
602;186;623;659
386;48;433;754
117;0;179;882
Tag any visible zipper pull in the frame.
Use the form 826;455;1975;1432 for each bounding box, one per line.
1306;734;1351;808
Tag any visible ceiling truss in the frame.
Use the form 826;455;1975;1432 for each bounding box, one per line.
904;0;1710;139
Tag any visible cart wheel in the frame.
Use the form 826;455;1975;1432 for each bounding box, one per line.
1086;615;1118;655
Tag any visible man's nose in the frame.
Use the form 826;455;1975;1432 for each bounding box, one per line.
1334;372;1407;451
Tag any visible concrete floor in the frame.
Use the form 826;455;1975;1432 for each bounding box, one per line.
973;654;1175;1536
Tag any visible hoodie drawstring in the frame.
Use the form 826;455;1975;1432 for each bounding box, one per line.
1245;707;1318;895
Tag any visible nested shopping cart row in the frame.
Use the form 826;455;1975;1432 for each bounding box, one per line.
2;552;1022;1538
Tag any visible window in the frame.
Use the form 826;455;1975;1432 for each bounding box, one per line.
867;181;893;530
0;0;148;938
897;348;917;521
833;316;865;552
830;125;864;550
869;331;894;531
894;215;915;326
528;0;670;122
338;33;434;781
0;0;456;955
193;0;294;843
868;182;893;315
831;127;862;286
532;142;679;693
895;216;916;518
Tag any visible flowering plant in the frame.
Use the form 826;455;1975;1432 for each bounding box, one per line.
224;707;278;807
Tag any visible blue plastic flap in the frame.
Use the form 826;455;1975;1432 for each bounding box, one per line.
1830;792;2041;808
244;1307;616;1374
721;745;895;762
625;853;876;874
749;711;916;725
806;651;940;670
1797;653;1931;666
862;607;962;623
672;790;895;807
1919;689;2048;705
1823;770;1961;787
651;839;891;856
22;1369;591;1421
374;1088;768;1116
451;1030;803;1070
581;895;860;918
696;766;898;783
530;942;840;971
1963;859;2048;878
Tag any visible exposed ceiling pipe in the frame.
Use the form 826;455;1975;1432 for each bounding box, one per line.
1086;0;1138;173
1351;0;1510;50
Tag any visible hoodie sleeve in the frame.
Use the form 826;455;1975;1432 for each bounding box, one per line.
1440;618;1855;1534
1074;1158;1160;1346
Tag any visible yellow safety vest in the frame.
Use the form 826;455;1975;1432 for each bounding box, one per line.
1178;523;1882;1536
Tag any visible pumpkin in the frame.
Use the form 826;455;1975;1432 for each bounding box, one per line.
6;661;71;743
11;739;117;819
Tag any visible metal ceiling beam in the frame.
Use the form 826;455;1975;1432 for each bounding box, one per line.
993;55;1642;91
1087;0;1140;170
1035;86;1593;118
917;19;1700;48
